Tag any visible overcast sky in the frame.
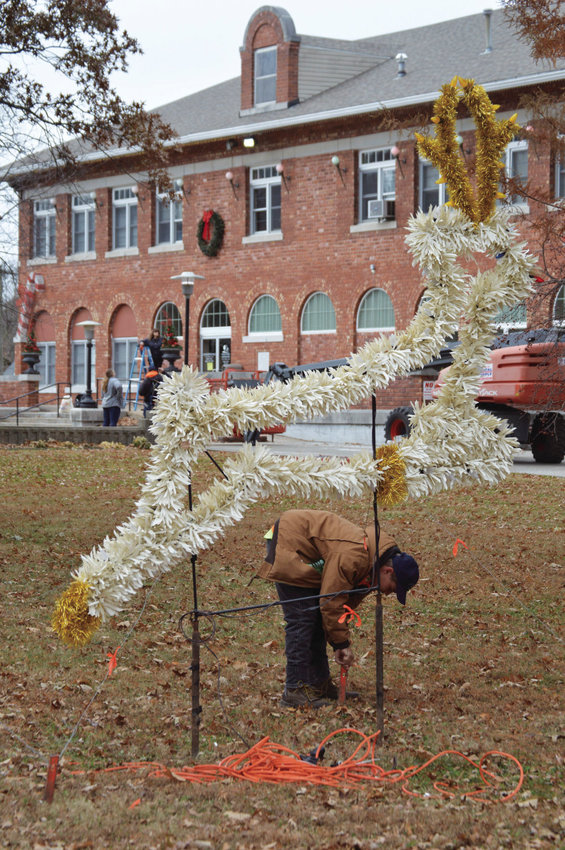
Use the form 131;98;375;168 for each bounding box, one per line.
110;0;504;109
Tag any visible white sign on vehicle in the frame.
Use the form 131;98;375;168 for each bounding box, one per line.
480;362;493;381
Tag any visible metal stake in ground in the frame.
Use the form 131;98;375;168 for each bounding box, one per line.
371;394;384;741
188;476;202;758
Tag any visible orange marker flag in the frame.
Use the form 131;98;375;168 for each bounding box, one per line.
107;646;120;676
338;605;362;626
452;539;469;557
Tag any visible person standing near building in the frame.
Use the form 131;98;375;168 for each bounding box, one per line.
259;509;419;707
141;328;163;369
101;368;124;427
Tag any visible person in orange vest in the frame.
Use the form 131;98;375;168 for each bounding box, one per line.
258;509;419;707
139;364;165;416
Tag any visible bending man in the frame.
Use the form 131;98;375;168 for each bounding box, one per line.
259;509;419;708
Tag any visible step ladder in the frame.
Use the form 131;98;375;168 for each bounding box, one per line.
127;343;154;410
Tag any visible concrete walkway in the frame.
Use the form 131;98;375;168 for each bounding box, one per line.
208;434;565;478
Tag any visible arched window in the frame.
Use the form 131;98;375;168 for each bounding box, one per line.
248;295;282;334
493;302;527;332
200;299;232;371
111;304;137;381
553;284;565;326
301;292;336;333
155;301;182;339
357;288;395;331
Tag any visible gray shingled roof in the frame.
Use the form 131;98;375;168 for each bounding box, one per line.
156;9;564;142
9;9;565;176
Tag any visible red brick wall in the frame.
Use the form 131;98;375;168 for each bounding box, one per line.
16;98;558;409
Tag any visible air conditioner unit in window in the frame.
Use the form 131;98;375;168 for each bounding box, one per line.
367;199;384;219
367;199;395;220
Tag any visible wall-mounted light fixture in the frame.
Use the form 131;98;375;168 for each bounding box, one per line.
243;137;255;148
276;162;290;192
226;139;237;151
131;184;146;207
370;264;376;274
331;155;347;185
225;170;239;198
455;134;472;158
390;145;406;177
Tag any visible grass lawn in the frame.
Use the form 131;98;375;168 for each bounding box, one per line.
1;443;564;849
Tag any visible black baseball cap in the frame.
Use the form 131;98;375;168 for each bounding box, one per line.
392;553;419;604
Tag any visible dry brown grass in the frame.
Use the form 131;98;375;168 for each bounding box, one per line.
1;444;564;849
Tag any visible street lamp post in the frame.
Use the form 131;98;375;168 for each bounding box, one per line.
170;271;204;758
76;320;101;408
171;272;204;367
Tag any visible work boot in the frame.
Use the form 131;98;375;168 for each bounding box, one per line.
321;678;360;700
280;682;334;708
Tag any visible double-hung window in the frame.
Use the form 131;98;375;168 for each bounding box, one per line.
37;342;56;387
359;148;395;222
555;155;565;199
156;179;183;244
419;161;449;210
72;194;95;254
33;199;56;258
500;140;528;206
254;46;277;106
112;187;138;249
250;166;281;234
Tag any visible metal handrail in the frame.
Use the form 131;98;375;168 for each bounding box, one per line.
0;381;66;427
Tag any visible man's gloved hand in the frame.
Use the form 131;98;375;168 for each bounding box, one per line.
334;647;354;668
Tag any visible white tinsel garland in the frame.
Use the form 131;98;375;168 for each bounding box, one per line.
55;206;535;638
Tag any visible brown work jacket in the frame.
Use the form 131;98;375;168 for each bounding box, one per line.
258;510;398;648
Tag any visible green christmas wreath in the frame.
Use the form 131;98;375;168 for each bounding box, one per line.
197;210;225;257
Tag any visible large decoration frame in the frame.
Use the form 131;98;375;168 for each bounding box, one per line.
53;79;536;648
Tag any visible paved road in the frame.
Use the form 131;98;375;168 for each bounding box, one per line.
209;435;565;478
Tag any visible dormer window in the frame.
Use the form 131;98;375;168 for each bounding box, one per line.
254;46;277;105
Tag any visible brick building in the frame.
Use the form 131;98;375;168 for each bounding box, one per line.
6;6;565;410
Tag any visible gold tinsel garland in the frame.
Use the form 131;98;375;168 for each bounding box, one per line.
52;579;101;647
374;444;408;507
415;77;520;224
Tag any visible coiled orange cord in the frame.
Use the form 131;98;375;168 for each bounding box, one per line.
70;727;524;802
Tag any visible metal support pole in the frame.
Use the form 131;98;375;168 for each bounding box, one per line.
372;394;384;742
190;604;201;759
184;295;190;367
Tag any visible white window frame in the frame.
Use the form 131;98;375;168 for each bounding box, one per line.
156;179;183;245
72;193;96;255
250;166;281;235
71;339;96;393
419;160;449;210
112;187;138;250
359;148;396;222
493;302;528;334
112;336;139;383
300;292;337;335
155;302;182;340
553;283;565;327
254;46;277;106
33;199;56;258
244;294;283;342
500;140;529;208
37;341;56;389
356;288;395;332
555;154;565;200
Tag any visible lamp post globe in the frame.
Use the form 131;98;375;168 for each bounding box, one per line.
76;320;101;408
171;272;204;367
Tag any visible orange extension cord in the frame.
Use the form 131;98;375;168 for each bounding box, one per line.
70;728;524;802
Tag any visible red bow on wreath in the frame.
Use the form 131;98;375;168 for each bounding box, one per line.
201;210;214;241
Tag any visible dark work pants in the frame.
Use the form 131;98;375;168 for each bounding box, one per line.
103;406;121;427
275;582;330;689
